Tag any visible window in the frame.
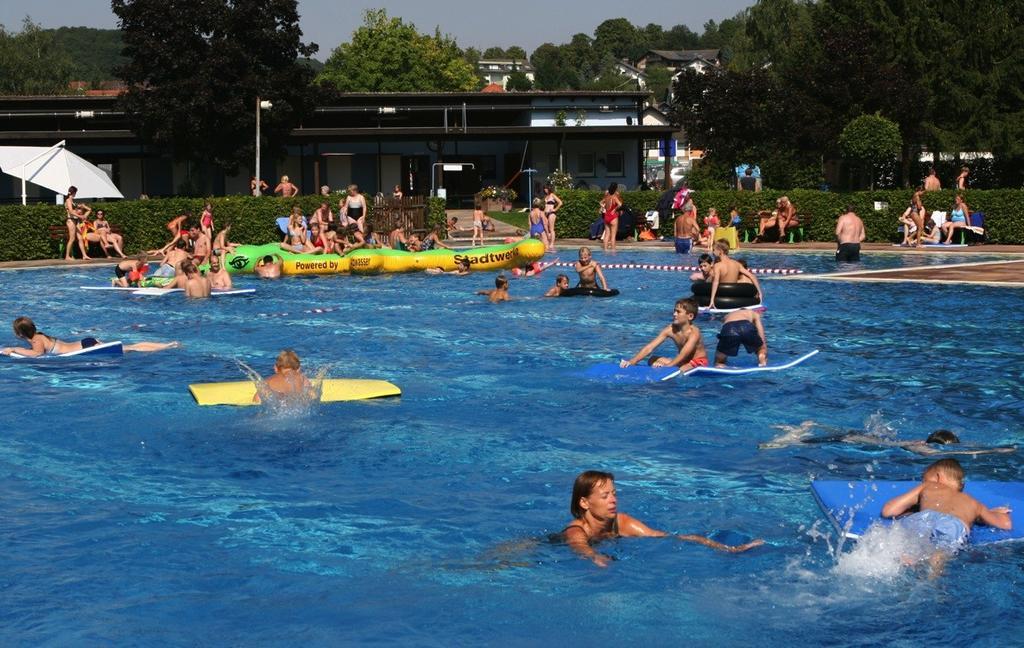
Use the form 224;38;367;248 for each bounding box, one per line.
605;152;624;177
577;153;595;176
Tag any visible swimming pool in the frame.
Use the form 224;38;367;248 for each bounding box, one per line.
2;249;1022;645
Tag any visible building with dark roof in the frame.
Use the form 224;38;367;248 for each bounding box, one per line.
0;91;676;204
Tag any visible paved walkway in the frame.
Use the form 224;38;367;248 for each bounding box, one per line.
784;258;1024;288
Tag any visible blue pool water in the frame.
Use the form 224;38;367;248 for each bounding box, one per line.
2;249;1023;645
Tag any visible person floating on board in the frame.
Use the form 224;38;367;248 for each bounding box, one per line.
114;254;149;288
256;349;314;402
759;423;1016;455
425;257;471;276
544;274;571;297
882;458;1012;576
561;470;764;567
575;247;609;291
1;317;178;356
714;309;768;368
477;275;510;303
619;298;708;369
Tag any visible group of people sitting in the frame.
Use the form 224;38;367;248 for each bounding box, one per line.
63;187;127;260
898;191;975;246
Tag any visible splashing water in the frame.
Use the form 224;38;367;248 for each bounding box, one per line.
233;358;327;417
833;523;933;579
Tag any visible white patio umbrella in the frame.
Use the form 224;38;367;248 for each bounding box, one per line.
0;140;124;205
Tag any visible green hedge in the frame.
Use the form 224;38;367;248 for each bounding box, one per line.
550;188;1024;245
2;188;1020;262
0;195;438;262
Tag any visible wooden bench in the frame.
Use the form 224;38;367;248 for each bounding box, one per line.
49;223;125;258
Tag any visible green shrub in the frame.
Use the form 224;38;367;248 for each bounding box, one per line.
0;194;430;262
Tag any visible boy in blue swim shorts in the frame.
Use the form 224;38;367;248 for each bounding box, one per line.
882;458;1012;574
714;309;767;367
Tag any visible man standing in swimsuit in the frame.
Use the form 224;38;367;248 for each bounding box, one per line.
190;224;212;267
924;167;941;191
835;206;866;262
674;207;698;254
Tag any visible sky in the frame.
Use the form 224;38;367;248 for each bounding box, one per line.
0;0;754;58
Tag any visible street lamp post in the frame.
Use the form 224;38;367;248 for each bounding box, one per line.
523;168;537;210
254;97;272;196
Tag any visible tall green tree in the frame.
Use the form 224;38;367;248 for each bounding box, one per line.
505;69;533;91
113;0;317;174
51;27;126;85
317;9;477;92
530;43;576;90
0;18;74;95
482;46;507;59
839;114;902;189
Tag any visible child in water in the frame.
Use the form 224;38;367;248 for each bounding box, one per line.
575;247;609;291
1;316;178;356
544;273;571;297
563;470;763;567
256;349;314;402
882;458;1012;575
477;275;510;303
619;298;707;369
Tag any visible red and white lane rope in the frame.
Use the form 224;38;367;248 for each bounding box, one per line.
547;262;803;275
258;306;342;319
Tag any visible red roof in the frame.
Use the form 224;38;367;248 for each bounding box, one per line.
481;83;505;93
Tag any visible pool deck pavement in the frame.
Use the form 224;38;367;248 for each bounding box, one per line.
3;231;1023;287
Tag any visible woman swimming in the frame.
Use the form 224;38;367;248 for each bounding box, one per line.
562;471;763;566
1;317;179;357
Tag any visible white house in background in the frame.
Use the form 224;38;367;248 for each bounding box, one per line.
613;60;647;89
637;49;722;75
477;59;535;87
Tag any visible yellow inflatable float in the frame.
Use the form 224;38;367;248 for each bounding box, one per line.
224;239;545;276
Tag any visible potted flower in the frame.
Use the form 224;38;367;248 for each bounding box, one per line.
478;186;517;212
546;169;574;191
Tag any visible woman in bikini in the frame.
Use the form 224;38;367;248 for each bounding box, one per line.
93;209;126;257
542;184;563;251
63;186;89;260
562;470;764;567
1;317;178;356
281;211;315;253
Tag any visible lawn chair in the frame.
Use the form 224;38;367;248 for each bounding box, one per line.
958;212;986;245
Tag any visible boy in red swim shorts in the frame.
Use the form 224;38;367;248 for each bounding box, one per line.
619;298;708;369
